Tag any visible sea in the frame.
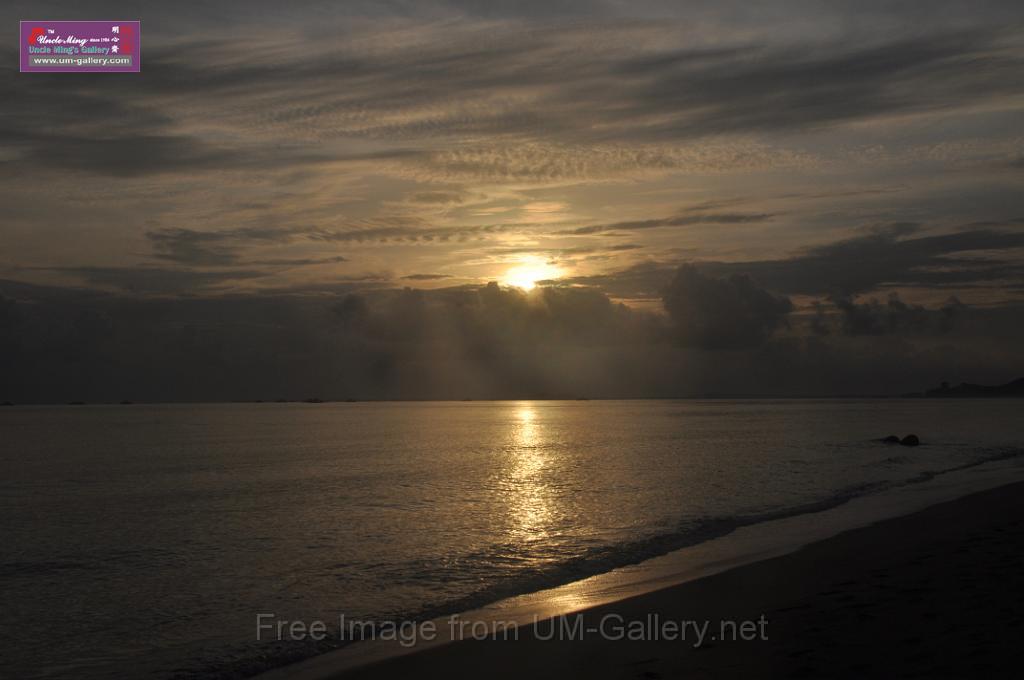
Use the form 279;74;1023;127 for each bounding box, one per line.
2;399;1023;678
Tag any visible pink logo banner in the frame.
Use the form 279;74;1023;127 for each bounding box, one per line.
21;21;140;72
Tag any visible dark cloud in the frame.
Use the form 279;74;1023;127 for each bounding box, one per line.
145;222;513;264
3;277;1021;402
0;73;335;177
714;225;1024;296
563;223;1024;301
561;212;774;235
0;281;660;401
858;222;923;239
146;226;350;267
39;266;266;294
13;133;248;178
331;293;371;330
308;222;519;244
0;64;416;177
558;261;675;300
663;265;793;349
210;27;1021;145
602;31;1024;142
252;29;1019;146
814;293;964;336
146;226;313;254
409;191;465;204
247;255;348;267
148;228;244;266
4;20;1020;184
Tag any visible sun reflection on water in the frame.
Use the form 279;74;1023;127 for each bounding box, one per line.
501;402;557;550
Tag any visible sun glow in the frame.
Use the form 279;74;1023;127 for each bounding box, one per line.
502;260;562;290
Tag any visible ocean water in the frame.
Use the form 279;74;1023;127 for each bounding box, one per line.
2;399;1022;679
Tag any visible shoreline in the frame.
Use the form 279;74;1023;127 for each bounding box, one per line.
254;457;1024;679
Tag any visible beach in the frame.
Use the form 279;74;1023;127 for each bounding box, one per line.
296;481;1024;679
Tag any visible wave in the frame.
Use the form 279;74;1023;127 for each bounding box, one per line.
177;444;1024;679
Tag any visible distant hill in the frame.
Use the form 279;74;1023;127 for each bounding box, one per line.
922;378;1024;398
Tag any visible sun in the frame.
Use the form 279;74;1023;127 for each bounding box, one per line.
502;260;562;290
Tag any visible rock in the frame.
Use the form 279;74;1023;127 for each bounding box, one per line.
881;435;901;444
900;434;920;447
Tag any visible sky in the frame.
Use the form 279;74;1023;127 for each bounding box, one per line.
1;1;1023;400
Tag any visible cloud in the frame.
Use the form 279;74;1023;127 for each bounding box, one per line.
247;255;349;267
662;265;793;348
3;275;1021;403
822;292;964;336
716;224;1024;296
1;6;1023;404
6;20;1018;186
561;212;774;235
410;141;814;182
146;227;350;268
487;243;644;262
150;25;1022;147
40;266;266;294
562;222;1024;301
603;31;1024;142
558;260;676;300
144;221;515;267
408;191;465;204
401;273;453;280
148;228;246;266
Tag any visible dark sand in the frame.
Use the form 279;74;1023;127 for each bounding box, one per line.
335;482;1024;679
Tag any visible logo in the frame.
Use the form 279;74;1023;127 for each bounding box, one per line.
20;21;141;73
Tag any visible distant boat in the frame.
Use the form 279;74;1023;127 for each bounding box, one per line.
303;397;325;403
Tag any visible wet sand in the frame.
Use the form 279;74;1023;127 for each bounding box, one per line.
327;481;1024;679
